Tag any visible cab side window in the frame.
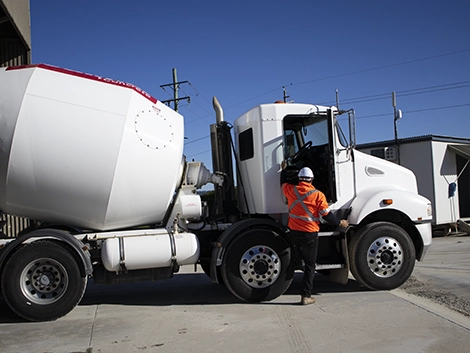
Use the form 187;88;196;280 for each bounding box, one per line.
239;128;254;161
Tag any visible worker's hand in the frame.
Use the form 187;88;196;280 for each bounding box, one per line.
338;219;349;229
281;160;287;170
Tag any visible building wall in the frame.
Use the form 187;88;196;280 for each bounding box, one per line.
1;0;31;46
399;141;434;204
0;0;31;236
0;0;31;66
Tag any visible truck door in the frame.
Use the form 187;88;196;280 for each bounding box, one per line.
283;113;337;203
328;109;355;212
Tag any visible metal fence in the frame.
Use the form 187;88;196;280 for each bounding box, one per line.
1;213;30;237
0;37;29;67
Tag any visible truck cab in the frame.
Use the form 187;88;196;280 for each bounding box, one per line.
227;101;432;290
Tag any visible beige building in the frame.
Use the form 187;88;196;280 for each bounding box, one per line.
0;0;31;236
0;0;31;66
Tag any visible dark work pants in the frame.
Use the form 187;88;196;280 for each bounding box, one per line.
289;230;319;298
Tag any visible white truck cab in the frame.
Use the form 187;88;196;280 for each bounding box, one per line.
229;102;432;289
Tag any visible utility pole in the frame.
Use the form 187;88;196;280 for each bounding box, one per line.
282;86;290;103
160;68;190;112
392;91;403;164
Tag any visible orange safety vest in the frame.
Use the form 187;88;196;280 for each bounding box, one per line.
282;181;330;233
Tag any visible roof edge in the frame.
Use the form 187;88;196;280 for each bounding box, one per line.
357;134;470;149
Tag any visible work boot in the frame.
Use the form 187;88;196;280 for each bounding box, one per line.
300;296;316;305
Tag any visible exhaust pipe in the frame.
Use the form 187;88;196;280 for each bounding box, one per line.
212;96;224;123
210;96;239;223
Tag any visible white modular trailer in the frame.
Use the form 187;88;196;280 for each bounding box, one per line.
0;64;185;231
357;135;470;227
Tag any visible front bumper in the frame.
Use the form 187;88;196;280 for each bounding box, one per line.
416;222;432;261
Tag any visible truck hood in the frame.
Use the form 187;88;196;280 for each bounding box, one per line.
353;149;418;194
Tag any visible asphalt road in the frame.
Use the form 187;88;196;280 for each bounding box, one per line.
0;235;469;353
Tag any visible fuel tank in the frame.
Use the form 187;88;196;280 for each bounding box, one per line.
0;64;185;230
101;231;200;272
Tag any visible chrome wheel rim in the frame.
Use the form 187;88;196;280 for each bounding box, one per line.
20;258;69;304
239;245;281;288
367;237;404;278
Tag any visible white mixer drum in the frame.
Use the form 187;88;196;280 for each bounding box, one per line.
0;64;185;230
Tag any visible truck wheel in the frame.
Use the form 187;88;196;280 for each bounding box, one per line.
349;222;415;290
1;240;87;321
221;229;294;302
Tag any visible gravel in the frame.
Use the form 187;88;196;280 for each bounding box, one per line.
401;275;470;317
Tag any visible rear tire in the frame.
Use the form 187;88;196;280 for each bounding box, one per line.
221;229;294;302
1;240;87;321
349;222;415;290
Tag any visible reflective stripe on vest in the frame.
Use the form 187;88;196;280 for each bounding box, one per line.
288;187;320;222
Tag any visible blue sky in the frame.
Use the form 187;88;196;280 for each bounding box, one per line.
30;1;470;172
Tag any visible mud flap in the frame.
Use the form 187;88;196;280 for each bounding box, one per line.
329;268;349;285
329;233;349;285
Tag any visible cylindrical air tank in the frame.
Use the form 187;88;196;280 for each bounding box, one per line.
0;64;185;231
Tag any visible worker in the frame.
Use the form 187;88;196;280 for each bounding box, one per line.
281;166;349;305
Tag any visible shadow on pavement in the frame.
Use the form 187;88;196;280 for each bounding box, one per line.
79;271;368;307
0;272;369;323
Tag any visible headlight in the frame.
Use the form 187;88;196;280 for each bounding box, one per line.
427;203;433;217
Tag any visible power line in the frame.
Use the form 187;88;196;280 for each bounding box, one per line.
186;149;211;158
294;48;470;86
184;135;209;145
167;48;470;121
224;87;281;113
177;83;223;125
354;103;470;120
185;103;470;159
187;82;213;106
323;80;470;106
184;96;470;149
174;49;470;152
180;101;212;124
222;48;470;113
403;103;470;114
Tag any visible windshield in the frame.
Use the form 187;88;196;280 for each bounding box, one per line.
283;115;329;160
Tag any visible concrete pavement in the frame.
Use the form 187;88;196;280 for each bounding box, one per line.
1;236;469;353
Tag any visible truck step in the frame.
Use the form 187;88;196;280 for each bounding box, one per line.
316;263;344;270
318;231;341;237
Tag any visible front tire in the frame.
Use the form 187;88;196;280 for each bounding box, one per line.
349;222;416;290
221;229;294;302
1;240;87;321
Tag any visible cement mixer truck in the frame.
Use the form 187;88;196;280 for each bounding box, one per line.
0;64;433;321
